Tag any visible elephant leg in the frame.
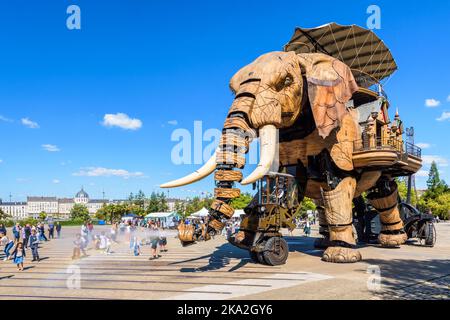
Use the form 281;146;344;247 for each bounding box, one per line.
368;179;407;247
321;177;362;263
313;200;332;249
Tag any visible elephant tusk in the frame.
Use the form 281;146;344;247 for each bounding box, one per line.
160;148;219;188
240;125;277;185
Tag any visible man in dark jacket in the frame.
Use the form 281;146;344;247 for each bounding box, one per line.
28;229;40;262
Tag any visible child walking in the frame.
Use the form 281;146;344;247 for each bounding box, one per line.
11;242;26;271
1;233;15;261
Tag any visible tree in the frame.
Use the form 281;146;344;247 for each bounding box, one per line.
174;201;186;217
184;197;213;216
397;178;417;206
230;193;253;209
70;204;90;221
39;211;47;221
146;192;169;213
427;161;441;190
0;208;9;220
300;197;316;216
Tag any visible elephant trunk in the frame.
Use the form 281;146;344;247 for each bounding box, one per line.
207;112;253;232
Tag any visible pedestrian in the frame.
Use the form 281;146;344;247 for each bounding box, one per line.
80;223;89;245
87;221;94;240
159;229;168;252
72;234;87;259
1;232;15;261
28;229;40;262
38;223;48;242
131;236;140;256
148;224;161;260
11;242;26;271
48;221;55;239
12;223;21;241
56;222;62;238
304;220;311;237
110;223;117;243
0;224;6;236
105;235;112;255
24;224;31;249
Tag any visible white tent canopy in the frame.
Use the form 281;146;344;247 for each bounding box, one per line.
233;209;245;218
145;212;178;219
189;207;209;218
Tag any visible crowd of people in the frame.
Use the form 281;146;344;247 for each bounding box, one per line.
72;219;169;261
0;221;62;271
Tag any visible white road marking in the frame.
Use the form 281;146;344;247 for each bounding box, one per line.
166;271;333;300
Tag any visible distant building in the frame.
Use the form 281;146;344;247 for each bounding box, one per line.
27;196;58;218
167;198;185;212
0;201;28;220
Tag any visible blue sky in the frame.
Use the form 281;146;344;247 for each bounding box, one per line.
0;0;449;201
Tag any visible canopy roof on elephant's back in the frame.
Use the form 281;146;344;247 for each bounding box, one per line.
284;23;398;87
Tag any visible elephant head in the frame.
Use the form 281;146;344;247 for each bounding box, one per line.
161;51;358;190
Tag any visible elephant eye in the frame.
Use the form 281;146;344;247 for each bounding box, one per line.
284;75;293;87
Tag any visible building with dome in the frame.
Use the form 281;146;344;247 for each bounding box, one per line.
22;188;110;219
74;187;89;205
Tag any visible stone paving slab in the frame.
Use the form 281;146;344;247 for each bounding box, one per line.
0;223;449;300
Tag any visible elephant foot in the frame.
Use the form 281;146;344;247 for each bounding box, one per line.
378;232;407;247
322;245;362;263
314;236;332;249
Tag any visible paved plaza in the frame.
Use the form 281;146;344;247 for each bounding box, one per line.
0;224;449;300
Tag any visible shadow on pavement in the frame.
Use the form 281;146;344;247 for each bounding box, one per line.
363;258;450;300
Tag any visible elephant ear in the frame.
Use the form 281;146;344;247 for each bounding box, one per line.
297;53;359;139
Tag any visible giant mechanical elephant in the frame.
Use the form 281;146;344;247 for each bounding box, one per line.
162;51;408;263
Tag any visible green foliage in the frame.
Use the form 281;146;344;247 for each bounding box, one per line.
173;201;186;216
20;217;39;226
184;197;213;216
396;178;417;206
128;190;146;208
0;208;10;220
0;219;15;227
59;219;89;226
70;204;90;221
230;193;253;209
146;192;169;213
300;197;316;217
39;211;47;221
417;162;450;220
427;161;441;190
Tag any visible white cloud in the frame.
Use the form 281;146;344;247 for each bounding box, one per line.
52;179;60;184
436;111;450;122
0;115;13;122
0;159;3;164
21;118;39;128
425;99;441;108
168;120;178;126
42;144;60;152
447;95;450;102
102;113;142;130
416;143;431;149
73;167;145;179
422;155;448;167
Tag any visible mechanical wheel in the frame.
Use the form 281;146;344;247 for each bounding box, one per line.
418;222;436;247
262;237;289;266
